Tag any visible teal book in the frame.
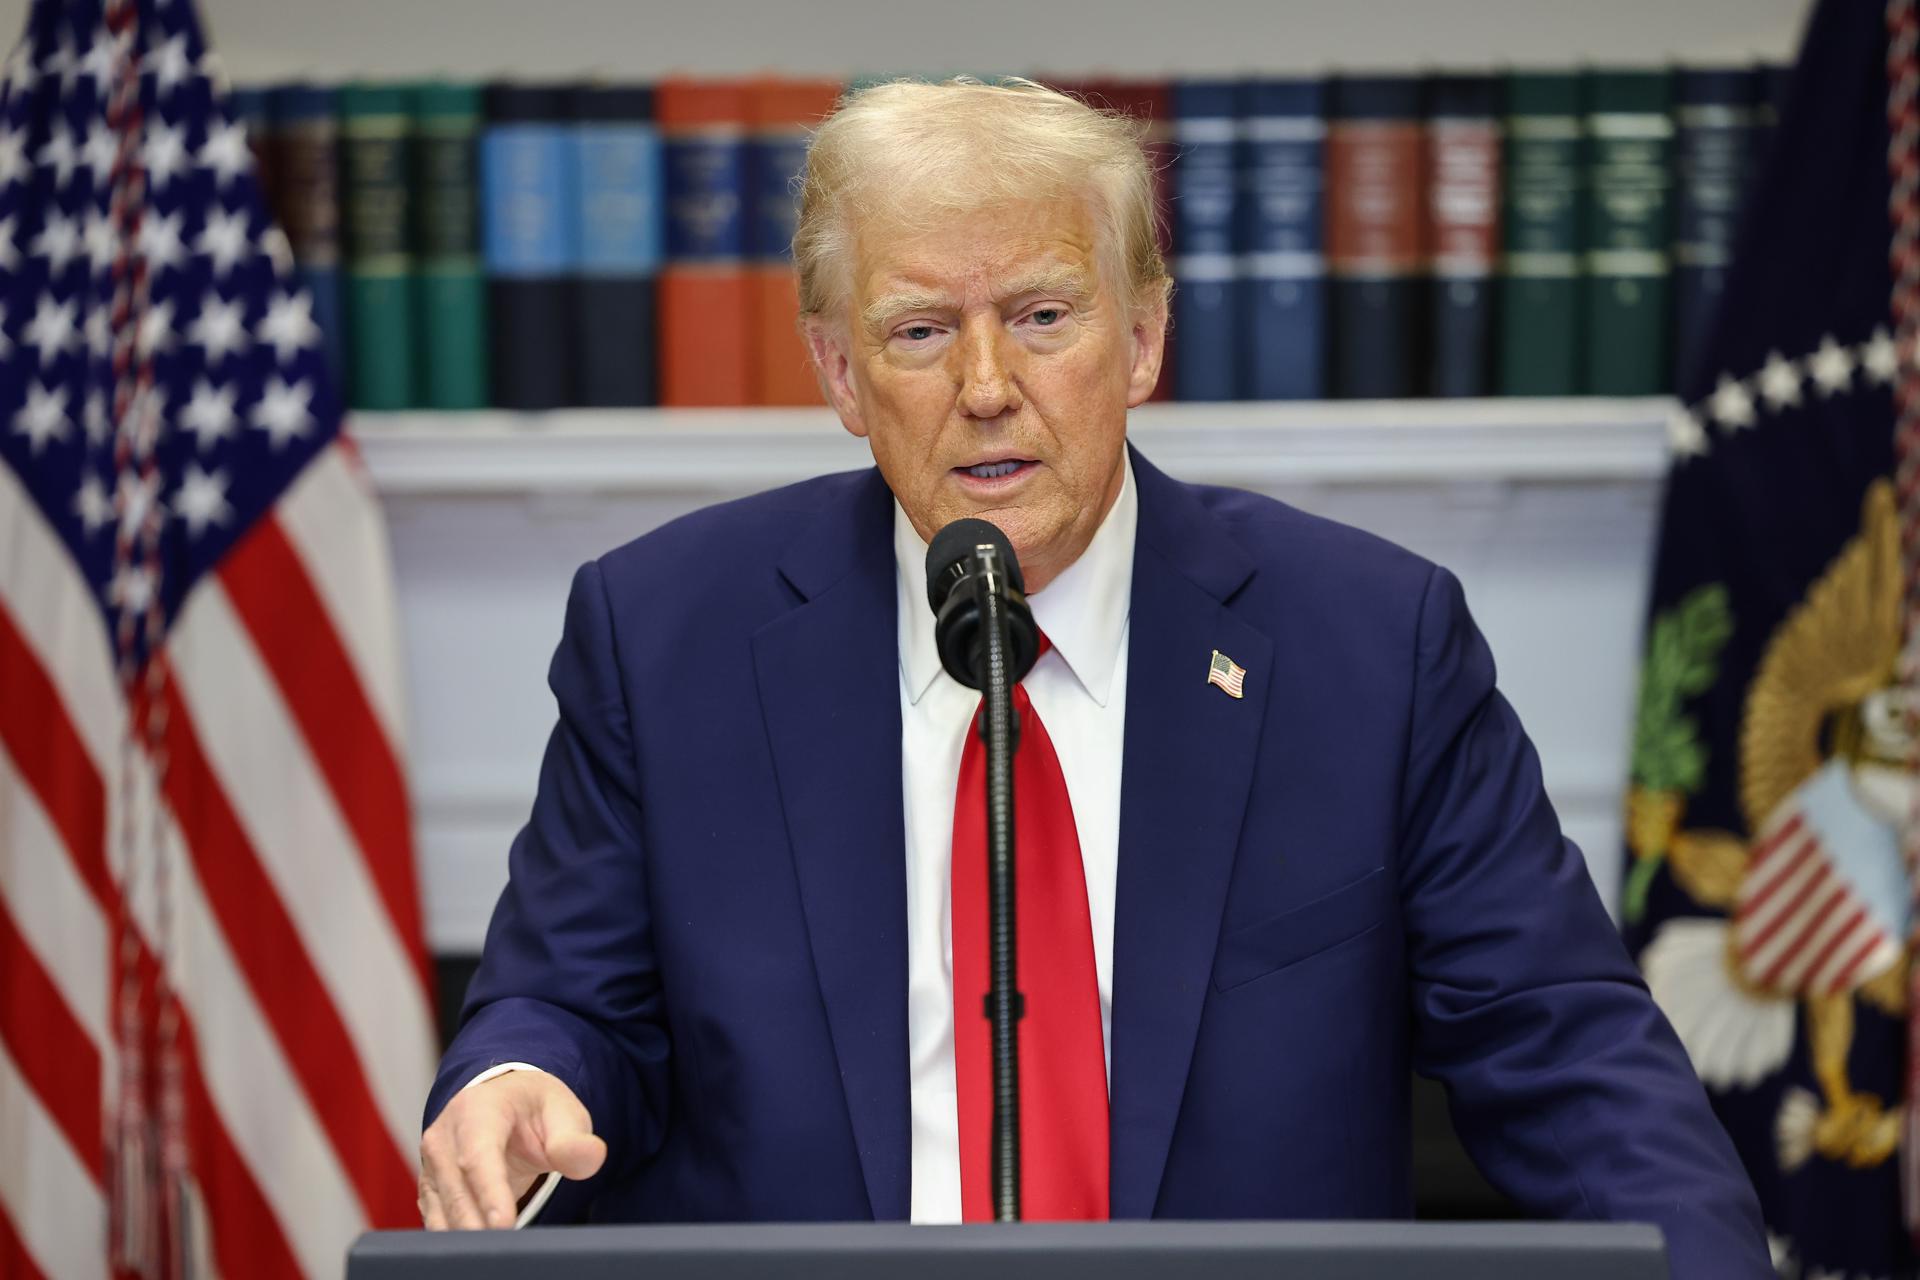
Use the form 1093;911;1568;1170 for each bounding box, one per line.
411;82;488;409
1583;69;1674;394
1497;72;1583;396
340;83;418;409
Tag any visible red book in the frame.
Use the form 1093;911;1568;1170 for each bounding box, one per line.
658;79;753;406
749;78;842;406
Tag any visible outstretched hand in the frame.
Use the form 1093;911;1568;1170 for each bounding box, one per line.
418;1070;606;1229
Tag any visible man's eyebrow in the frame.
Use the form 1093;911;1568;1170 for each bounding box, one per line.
862;287;954;334
861;265;1093;334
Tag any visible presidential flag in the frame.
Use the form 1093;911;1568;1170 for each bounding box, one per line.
1621;2;1913;1275
0;2;433;1277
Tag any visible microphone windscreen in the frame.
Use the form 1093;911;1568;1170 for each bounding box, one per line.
925;518;1025;614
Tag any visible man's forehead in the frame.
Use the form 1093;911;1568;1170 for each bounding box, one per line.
853;202;1099;319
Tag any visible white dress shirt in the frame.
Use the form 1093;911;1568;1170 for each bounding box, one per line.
468;457;1137;1229
897;457;1136;1224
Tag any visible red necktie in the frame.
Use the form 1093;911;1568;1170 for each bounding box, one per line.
950;638;1110;1220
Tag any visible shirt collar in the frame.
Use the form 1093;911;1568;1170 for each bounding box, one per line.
895;454;1137;708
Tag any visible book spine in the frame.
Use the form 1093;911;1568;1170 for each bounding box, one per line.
659;80;752;406
1583;69;1674;395
481;84;578;410
1497;73;1583;396
412;83;488;409
1236;79;1325;400
1672;68;1760;394
1426;74;1501;398
340;83;418;410
268;84;349;394
573;86;662;407
1325;75;1426;399
748;80;840;406
1171;81;1240;401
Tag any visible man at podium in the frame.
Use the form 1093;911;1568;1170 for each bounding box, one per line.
417;78;1771;1278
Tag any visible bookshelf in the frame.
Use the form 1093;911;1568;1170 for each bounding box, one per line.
349;397;1680;495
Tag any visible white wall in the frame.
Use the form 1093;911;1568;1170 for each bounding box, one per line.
5;0;1814;79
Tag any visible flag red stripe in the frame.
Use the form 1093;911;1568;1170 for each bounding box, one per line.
1756;879;1847;988
0;1202;49;1280
1826;924;1886;993
153;674;419;1229
1736;840;1822;954
0;892;103;1184
218;516;432;1000
1748;813;1805;864
0;604;111;906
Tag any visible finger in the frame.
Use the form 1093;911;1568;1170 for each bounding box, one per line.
453;1111;522;1229
422;1139;487;1231
418;1177;448;1231
537;1087;607;1182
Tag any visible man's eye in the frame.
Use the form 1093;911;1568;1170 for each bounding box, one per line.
1029;308;1063;327
901;324;936;341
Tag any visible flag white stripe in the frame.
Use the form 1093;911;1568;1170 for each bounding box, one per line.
117;755;368;1280
0;743;109;1051
0;461;123;772
1735;825;1813;906
1735;845;1827;960
171;578;435;1159
275;442;409;756
0;1036;108;1280
1763;883;1859;990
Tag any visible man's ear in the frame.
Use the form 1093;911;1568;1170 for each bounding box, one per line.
1124;291;1169;409
804;317;867;438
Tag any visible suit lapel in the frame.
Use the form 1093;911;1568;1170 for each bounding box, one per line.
751;471;911;1220
1109;449;1271;1218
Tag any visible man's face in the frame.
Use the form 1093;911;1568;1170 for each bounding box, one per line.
807;193;1165;593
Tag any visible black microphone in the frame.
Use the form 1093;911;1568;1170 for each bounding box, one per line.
925;518;1040;690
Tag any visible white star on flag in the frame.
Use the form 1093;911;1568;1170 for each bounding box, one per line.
1755;351;1802;411
1861;327;1897;385
260;225;295;278
1667;408;1711;458
71;471;113;535
0;304;10;358
79;122;116;179
83;389;108;445
186;292;249;364
1708;373;1756;429
31;212;81;274
0;127;26;187
84;305;109;358
0;45;35;101
22;293;77;364
197;120;250;187
107;562;155;614
179;377;238;450
81;208;116;275
76;29;118;96
12;380;70;453
260;291;321;361
37;123;78;187
195;206;251;276
42;36;75;93
136;298;175;358
141;120;189;189
250;375;314;448
114;468;160;542
1807;334;1855;396
173;463;232;536
0;216;17;271
136;209;187;275
143;33;193;99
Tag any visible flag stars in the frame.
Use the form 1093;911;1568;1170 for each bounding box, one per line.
83;389;109;445
195;206;251;276
77;29;120;97
31;211;81;274
173;463;232;537
1754;350;1802;411
109;563;155;615
186;292;248;364
1807;334;1855;397
0;303;10;359
0;126;30;187
1;45;36;102
1708;373;1756;430
260;225;295;279
143;34;194;101
141;120;189;190
37;123;79;188
251;376;314;448
1861;327;1898;386
72;472;113;535
136;298;175;358
0;216;17;272
22;293;78;364
180;377;237;449
80;122;118;182
136;209;187;276
259;291;320;361
197;120;250;187
115;469;160;542
82;208;117;275
1667;408;1710;459
84;305;110;359
12;380;71;453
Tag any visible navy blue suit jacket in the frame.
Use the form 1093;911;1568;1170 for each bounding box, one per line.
428;448;1769;1276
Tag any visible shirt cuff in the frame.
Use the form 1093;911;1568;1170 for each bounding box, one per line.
457;1063;562;1228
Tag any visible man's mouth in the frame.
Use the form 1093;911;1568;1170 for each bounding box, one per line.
957;458;1037;482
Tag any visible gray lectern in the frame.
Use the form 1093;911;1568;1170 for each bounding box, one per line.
347;1220;1668;1279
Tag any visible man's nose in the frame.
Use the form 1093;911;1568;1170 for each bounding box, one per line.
954;320;1022;421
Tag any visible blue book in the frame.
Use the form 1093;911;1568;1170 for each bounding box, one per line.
1672;68;1763;394
1326;75;1426;399
1235;79;1325;400
1426;74;1500;398
1171;81;1240;401
572;85;662;406
266;85;348;393
482;84;579;409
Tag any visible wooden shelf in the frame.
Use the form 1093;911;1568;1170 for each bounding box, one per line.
348;398;1680;496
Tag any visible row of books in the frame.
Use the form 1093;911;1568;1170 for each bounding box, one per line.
233;67;1784;412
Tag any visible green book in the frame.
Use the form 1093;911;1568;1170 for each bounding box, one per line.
1583;69;1674;394
1498;72;1584;396
411;83;488;409
340;83;418;410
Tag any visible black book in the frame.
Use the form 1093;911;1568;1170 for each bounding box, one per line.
481;84;577;409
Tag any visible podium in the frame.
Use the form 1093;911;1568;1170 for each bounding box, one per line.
347;1220;1668;1278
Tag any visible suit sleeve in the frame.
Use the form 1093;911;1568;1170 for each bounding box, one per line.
422;559;671;1221
1397;565;1772;1279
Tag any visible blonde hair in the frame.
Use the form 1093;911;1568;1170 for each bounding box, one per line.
793;77;1171;324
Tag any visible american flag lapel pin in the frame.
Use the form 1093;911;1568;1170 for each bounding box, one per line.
1207;649;1247;699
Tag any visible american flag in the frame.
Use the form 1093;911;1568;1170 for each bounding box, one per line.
0;2;433;1277
1206;648;1245;699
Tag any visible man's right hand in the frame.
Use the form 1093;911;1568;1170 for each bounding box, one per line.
418;1069;608;1229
